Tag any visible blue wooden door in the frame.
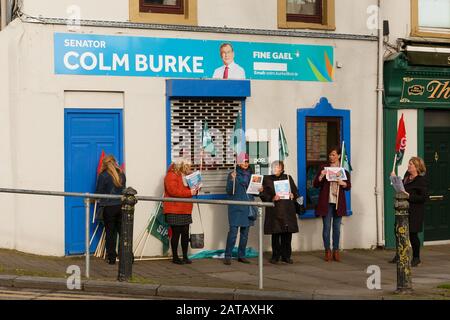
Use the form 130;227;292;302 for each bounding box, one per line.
64;109;123;255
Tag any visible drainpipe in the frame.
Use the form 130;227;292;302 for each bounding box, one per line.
375;0;385;247
1;0;7;30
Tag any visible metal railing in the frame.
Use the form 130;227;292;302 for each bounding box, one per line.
0;187;274;289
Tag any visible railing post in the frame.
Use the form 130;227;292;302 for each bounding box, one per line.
258;207;263;290
394;192;413;293
84;196;90;279
118;187;138;282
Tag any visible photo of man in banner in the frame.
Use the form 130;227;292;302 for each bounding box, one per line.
212;42;246;80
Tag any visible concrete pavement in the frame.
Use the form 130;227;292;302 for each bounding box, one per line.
0;245;449;299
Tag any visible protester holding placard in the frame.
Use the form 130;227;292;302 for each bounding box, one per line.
224;152;260;265
164;158;200;265
260;161;299;264
389;157;428;267
313;146;351;262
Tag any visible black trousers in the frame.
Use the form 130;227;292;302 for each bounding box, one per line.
103;205;122;261
410;232;420;259
271;232;292;261
170;225;190;260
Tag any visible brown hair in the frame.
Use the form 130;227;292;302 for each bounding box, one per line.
409;157;426;175
100;155;123;188
328;145;341;156
219;42;233;52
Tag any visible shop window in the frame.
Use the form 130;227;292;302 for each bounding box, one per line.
166;79;251;198
411;0;450;38
139;0;184;14
129;0;197;25
305;117;340;209
297;97;351;218
278;0;335;30
287;0;323;24
170;98;242;195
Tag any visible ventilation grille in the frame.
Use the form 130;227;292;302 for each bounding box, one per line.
170;98;242;194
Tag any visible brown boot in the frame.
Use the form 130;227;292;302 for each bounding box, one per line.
325;249;332;261
333;250;341;262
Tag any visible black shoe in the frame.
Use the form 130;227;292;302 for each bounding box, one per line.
238;258;251;264
172;258;185;265
223;258;231;265
411;258;421;267
281;258;294;264
269;258;279;264
108;259;116;265
389;255;399;263
183;258;192;264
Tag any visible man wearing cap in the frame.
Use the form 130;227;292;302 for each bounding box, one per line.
223;152;261;265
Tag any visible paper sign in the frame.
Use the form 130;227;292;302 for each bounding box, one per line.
274;179;290;200
246;174;263;195
185;170;202;190
325;167;347;182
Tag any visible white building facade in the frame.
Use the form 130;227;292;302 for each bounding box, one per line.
0;0;389;257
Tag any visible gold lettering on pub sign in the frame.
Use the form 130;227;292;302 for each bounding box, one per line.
408;85;424;96
427;80;450;99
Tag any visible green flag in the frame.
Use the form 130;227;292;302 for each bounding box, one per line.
342;141;352;172
278;124;289;161
230;112;245;155
202;121;216;156
148;203;170;255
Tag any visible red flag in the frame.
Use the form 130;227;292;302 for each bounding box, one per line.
395;114;407;165
96;150;105;175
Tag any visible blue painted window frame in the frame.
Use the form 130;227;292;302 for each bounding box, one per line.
297;97;352;219
166;79;251;200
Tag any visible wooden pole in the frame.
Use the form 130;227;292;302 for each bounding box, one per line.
92;200;97;224
232;153;237;195
335;141;345;210
392;154;398;175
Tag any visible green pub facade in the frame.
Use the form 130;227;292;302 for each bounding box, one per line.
384;47;450;248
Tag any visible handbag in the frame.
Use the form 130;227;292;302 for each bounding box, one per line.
94;201;105;221
248;206;258;221
190;203;205;249
245;192;258;221
295;196;306;216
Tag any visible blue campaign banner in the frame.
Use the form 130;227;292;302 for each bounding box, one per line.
54;33;334;82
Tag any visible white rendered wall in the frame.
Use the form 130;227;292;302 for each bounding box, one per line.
21;0;379;36
0;20;379;256
381;0;411;41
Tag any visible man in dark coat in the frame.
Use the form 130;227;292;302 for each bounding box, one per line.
260;161;299;264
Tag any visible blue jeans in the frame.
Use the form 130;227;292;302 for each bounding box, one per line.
322;204;342;251
225;226;249;259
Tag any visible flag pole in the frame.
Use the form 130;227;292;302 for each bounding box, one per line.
392;154;397;175
232;153;237;195
336;141;345;211
200;148;204;172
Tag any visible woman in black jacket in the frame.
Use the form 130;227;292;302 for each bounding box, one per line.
260;161;299;264
391;156;428;267
96;155;126;265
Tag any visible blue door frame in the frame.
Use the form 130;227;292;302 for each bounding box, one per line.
297;97;352;219
64;109;124;255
